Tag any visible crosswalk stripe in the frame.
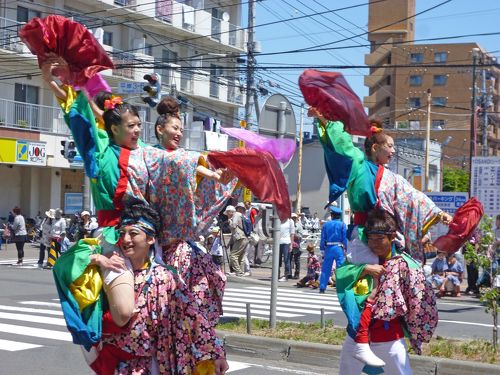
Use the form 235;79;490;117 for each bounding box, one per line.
236;286;338;298
223;292;340;307
0;312;67;326
223;296;340;311
223;301;338;315
222;306;300;318
18;301;61;308
227;360;252;373
0;305;62;316
224;287;339;300
0;338;42;351
0;258;37;265
0;323;71;341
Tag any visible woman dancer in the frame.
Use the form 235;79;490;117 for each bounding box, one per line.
151;97;239;325
308;108;452;261
98;201;228;375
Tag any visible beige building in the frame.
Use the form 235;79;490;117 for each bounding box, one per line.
0;0;246;218
364;0;500;170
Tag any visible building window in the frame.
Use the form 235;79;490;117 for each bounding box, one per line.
103;31;113;46
432;97;447;107
385;97;391;107
432;119;446;129
17;6;41;23
387;53;392;64
386;75;391;85
408;97;421;108
162;48;178;63
409;120;421;130
409;75;422;86
433;75;447;86
410;53;423;64
144;43;153;56
434;52;448;63
14;83;40;128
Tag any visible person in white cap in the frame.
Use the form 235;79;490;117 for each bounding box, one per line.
37;209;55;267
80;210;98;239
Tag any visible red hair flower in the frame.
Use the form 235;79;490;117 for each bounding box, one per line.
103;96;123;111
370;125;382;135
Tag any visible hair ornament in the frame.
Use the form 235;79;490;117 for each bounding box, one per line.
370;125;382;135
103;96;123;111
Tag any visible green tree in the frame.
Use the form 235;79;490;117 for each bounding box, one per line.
442;167;469;192
464;215;499;351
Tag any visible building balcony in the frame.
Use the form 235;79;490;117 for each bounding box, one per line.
364;38;393;66
0;98;68;135
364;66;389;88
0;17;31;55
363;90;388;109
125;0;246;52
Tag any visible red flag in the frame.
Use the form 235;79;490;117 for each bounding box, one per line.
299;70;371;137
19;15;114;86
433;197;484;254
208;148;291;222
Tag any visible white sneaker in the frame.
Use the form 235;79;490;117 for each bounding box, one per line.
243;272;251;276
278;276;288;282
353;343;385;367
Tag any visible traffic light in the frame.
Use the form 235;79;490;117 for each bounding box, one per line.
142;73;161;108
61;140;77;162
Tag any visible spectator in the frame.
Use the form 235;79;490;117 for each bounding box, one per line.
296;243;320;289
236;202;252;275
290;213;304;279
225;205;249;277
278;214;295;281
443;253;464;297
465;230;480;295
244;202;259;267
208;226;224;268
311;212;320;233
300;212;310;232
37;209;54;267
253;204;268;266
79;211;98;239
430;252;448;292
10;206;27;265
59;231;71;253
50;208;66;255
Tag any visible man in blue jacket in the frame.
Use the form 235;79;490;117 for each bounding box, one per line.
319;206;347;293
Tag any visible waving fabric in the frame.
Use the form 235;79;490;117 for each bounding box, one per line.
19;15;114;86
208;148;291;222
220;127;297;164
298;70;371;137
433;197;484;254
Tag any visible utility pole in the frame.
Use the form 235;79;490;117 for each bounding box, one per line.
244;0;256;129
295;104;304;214
481;66;490;157
424;89;431;192
469;48;480;192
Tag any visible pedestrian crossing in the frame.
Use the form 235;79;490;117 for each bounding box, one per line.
0;258;40;268
222;286;340;321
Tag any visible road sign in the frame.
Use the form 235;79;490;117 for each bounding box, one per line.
426;192;469;239
259;94;296;139
471;156;500;216
116;81;147;94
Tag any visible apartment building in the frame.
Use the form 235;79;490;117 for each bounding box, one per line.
364;0;500;172
0;0;246;218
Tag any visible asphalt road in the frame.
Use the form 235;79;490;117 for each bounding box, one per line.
0;258;495;374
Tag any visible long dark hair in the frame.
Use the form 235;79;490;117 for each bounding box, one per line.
95;92;140;139
155;97;180;140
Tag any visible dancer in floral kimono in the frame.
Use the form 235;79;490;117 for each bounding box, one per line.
308;107;452;262
99;201;228;375
151;97;239;326
337;209;438;375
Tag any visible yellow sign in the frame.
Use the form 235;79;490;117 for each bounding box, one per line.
0;138;16;163
242;187;252;203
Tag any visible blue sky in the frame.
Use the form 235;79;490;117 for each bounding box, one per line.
247;0;500;131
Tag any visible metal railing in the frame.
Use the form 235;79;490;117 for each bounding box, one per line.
0;17;27;54
0;98;68;135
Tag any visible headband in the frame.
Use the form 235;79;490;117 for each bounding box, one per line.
365;229;396;236
120;217;156;237
104;96;123;111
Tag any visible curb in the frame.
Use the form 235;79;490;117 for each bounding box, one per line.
217;331;500;374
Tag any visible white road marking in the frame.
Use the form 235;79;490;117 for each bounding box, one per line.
0;312;67;326
18;301;61;308
439;319;493;328
0;305;62;316
223;296;340;310
223;301;337;315
222;306;300;318
0;323;71;341
227;360;252;373
0;338;42;351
